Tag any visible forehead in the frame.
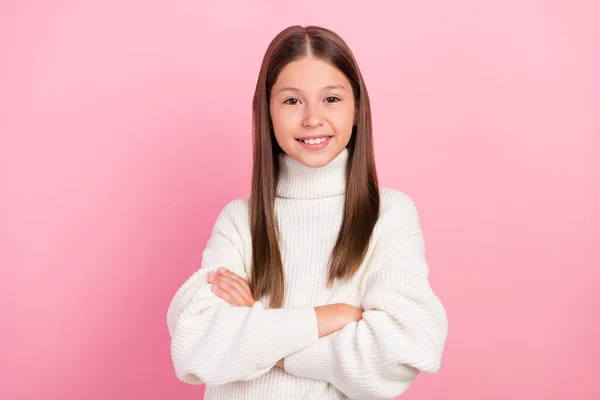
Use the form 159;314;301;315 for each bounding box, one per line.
274;56;351;91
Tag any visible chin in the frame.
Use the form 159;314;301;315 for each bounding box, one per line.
296;150;337;168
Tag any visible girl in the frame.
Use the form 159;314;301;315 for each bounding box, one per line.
167;25;448;400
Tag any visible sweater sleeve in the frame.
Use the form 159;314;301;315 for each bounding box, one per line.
166;200;319;386
283;201;448;399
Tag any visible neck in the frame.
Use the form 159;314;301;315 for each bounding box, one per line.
276;149;349;199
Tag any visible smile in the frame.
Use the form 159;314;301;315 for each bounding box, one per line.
295;136;333;150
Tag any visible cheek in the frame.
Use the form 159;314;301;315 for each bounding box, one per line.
331;108;355;136
271;108;300;137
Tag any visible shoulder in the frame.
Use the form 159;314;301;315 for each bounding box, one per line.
212;197;250;232
378;186;420;224
219;197;250;218
376;186;422;238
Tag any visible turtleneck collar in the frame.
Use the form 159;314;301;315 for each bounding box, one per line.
276;149;349;199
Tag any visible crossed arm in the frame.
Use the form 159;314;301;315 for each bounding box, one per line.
167;200;448;399
207;267;364;369
166;201;361;386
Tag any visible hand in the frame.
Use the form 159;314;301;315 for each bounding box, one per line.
314;303;364;338
275;359;284;369
207;267;255;307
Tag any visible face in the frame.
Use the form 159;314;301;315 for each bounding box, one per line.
269;55;357;168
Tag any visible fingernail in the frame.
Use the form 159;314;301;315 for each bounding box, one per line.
207;272;215;282
219;267;226;273
211;285;218;292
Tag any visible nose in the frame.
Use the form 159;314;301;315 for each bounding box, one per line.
302;105;324;128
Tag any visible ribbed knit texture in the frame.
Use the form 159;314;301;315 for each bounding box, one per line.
166;149;448;400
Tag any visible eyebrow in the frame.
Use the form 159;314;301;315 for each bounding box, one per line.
277;84;347;93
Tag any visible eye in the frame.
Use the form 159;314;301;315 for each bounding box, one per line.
284;98;299;105
325;96;341;103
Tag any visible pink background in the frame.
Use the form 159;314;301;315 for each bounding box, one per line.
2;1;599;399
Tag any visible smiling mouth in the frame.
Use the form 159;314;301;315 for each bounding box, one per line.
295;135;333;150
295;136;333;145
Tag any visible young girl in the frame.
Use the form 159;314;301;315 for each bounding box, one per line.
167;25;448;400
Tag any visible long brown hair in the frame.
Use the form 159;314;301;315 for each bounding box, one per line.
250;25;380;308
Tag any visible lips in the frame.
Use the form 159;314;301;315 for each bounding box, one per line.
295;135;333;141
295;136;333;150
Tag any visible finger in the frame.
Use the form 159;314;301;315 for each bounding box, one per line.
215;274;253;306
210;283;239;306
212;275;248;306
217;267;252;297
218;268;248;286
208;271;238;305
218;268;255;304
210;268;253;306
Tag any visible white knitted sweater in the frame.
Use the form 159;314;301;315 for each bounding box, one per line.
166;149;448;400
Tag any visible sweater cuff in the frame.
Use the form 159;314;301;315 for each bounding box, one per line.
284;330;339;381
257;304;319;364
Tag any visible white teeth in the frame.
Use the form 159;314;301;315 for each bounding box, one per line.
302;137;328;145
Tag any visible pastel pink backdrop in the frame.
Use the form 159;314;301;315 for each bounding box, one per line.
1;1;599;399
